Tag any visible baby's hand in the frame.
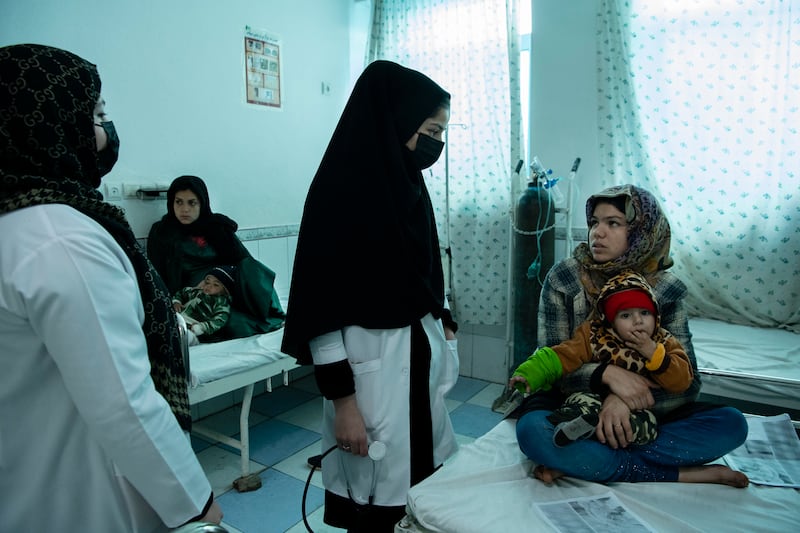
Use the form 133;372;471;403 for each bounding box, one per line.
508;375;530;394
624;330;657;360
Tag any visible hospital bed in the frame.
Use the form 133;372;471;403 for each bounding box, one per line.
397;319;800;532
690;318;800;420
178;315;300;492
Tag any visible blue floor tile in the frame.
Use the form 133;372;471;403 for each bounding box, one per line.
194;405;252;436
290;373;321;395
234;419;321;466
190;434;213;453
446;376;491;402
251;385;319;418
217;468;325;533
449;402;504;438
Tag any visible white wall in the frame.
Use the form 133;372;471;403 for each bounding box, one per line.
1;0;354;237
530;0;598;237
2;1;602;385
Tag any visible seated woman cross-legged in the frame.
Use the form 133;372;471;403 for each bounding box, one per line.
147;175;284;340
512;184;750;488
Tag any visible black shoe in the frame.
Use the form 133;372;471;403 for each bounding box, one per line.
307;454;322;469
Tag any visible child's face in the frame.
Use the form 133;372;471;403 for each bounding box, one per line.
198;275;227;296
612;307;656;340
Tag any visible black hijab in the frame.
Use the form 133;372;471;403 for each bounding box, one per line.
0;44;191;430
281;60;450;363
159;174;242;262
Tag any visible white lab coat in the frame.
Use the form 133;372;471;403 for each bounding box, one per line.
312;314;459;507
0;204;211;532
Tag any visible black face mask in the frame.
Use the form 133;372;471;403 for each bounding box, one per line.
409;132;444;170
96;121;120;177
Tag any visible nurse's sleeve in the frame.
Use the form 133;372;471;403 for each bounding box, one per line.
310;330;356;400
20;228;212;528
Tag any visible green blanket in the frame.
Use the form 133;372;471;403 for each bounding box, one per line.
206;256;285;341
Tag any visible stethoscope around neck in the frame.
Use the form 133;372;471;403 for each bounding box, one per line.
301;441;387;533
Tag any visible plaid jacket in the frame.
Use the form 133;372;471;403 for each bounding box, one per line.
538;257;701;415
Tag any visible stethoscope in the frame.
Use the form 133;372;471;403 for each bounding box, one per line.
301;441;386;533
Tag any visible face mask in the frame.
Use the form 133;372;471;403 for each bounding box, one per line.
96;121;120;177
410;132;444;170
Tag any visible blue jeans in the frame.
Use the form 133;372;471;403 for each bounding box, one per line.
515;406;748;482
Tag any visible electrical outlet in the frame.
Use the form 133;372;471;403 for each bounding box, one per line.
105;183;122;201
123;183;140;199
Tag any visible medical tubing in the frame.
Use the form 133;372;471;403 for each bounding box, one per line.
302;441;386;532
303;444;338;533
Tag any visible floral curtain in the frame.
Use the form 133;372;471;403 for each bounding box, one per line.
368;0;522;326
597;0;800;332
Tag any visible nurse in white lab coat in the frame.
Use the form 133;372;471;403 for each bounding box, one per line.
282;60;459;532
0;43;222;531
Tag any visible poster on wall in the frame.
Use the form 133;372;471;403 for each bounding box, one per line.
244;26;282;108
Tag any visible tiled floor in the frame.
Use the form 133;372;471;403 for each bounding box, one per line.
190;374;506;533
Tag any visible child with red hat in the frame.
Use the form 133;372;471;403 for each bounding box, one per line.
509;270;693;447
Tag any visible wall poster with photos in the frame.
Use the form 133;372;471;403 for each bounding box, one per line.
244;26;282;108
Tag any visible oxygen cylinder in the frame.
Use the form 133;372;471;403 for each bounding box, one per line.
511;180;555;369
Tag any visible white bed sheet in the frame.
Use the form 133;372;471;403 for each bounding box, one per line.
188;328;287;387
399;419;800;533
690;318;800;411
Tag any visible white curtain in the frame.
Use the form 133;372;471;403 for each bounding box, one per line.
368;0;522;326
597;0;800;332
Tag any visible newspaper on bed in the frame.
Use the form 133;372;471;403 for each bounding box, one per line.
723;413;800;488
535;492;656;533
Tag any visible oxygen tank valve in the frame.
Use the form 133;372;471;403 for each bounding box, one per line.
530;156;552;186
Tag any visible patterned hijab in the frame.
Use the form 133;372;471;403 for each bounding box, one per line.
0;44;191;430
573;184;673;300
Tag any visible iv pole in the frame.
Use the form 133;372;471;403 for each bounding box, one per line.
443;123;468;308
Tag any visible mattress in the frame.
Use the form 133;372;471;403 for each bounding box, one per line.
188;327;288;387
690;318;800;411
398;419;800;533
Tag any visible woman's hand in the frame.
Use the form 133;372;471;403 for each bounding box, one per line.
602;365;658;411
333;394;368;457
596;394;632;449
444;326;456;340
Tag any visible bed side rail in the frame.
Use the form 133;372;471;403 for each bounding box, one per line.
175;312;191;384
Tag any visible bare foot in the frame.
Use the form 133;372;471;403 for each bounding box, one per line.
678;464;749;488
531;464;566;484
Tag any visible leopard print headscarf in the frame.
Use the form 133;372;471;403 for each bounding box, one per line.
573;184;673;302
0;43;191;430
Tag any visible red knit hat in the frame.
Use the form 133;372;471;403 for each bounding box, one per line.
603;289;655;321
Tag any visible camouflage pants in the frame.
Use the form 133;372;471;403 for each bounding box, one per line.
547;391;658;446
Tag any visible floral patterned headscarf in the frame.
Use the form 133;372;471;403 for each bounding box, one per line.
0;43;191;430
573;184;673;299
